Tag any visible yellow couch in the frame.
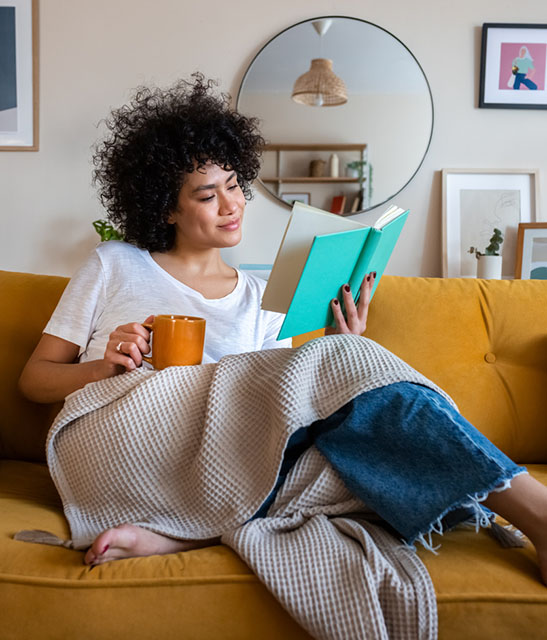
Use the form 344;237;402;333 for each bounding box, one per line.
1;270;547;639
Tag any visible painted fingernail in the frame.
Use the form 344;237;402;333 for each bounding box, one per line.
372;271;377;278
343;284;350;293
366;275;371;281
332;299;339;306
101;544;110;555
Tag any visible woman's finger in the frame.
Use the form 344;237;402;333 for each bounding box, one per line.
104;346;139;372
116;322;151;341
109;331;150;356
357;272;376;324
330;297;349;333
341;284;359;331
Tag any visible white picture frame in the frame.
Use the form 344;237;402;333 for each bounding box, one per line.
441;169;539;278
0;0;38;150
280;192;311;206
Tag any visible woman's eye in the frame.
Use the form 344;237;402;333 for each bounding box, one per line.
228;184;238;191
199;194;215;202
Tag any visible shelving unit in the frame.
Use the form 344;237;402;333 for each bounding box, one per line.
260;143;369;211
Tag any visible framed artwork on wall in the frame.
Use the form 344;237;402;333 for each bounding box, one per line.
280;192;311;206
441;169;539;278
479;23;547;109
0;0;39;150
515;223;547;279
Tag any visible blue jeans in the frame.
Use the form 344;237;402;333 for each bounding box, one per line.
514;73;537;90
253;383;525;547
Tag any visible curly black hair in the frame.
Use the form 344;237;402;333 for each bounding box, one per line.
92;74;265;252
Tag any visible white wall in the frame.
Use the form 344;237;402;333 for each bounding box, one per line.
1;0;546;277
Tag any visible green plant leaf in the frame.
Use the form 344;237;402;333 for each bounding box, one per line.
92;219;124;242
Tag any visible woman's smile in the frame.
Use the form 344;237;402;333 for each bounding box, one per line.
218;218;240;231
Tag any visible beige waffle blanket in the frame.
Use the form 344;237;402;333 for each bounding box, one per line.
46;335;442;640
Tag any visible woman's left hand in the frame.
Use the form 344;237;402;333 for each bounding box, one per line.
325;272;376;336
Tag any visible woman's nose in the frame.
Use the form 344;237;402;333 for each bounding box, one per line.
218;190;238;215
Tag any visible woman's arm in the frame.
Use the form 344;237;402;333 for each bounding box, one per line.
19;318;153;404
18;334;117;403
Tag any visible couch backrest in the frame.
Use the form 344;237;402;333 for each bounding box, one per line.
0;270;68;461
2;271;547;463
364;276;547;463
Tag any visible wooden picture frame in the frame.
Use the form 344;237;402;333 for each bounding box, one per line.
515;222;547;279
479;23;547;110
0;0;39;150
441;169;539;278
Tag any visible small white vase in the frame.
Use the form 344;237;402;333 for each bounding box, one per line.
329;153;339;177
476;255;502;279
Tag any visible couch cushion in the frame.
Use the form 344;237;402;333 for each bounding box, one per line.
0;460;311;640
2;460;547;639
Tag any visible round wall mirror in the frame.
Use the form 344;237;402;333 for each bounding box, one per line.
237;16;434;214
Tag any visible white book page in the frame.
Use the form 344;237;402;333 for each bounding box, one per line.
261;202;364;313
373;205;404;229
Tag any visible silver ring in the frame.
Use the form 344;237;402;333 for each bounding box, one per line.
116;341;124;353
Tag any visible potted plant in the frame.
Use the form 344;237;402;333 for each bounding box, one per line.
92;219;124;242
345;160;367;181
468;228;504;279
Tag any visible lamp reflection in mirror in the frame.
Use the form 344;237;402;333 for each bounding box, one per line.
291;19;347;107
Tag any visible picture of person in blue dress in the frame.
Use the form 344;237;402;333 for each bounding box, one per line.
512;46;538;90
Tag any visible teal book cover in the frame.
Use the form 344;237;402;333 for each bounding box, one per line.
276;210;409;340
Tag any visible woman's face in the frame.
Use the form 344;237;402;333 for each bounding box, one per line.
168;162;246;251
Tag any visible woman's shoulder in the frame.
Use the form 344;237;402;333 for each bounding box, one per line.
236;269;268;295
94;240;148;267
95;239;143;258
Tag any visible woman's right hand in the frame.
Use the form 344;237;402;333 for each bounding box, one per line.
104;315;154;371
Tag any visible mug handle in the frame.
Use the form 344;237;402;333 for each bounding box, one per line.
141;321;154;365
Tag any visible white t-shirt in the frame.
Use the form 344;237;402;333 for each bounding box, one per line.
45;241;291;364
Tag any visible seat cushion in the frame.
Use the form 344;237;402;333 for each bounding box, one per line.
2;460;547;639
418;465;547;639
0;460;311;640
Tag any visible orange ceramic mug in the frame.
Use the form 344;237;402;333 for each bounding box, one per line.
142;315;206;369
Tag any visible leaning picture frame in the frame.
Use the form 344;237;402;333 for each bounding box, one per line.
515;223;547;279
280;192;311;206
441;169;539;278
0;0;39;150
479;23;547;110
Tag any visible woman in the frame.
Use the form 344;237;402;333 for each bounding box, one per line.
18;76;547;581
512;46;538;91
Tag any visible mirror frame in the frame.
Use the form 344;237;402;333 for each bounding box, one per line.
236;15;435;212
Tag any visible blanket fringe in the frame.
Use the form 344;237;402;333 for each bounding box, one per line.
488;522;527;549
14;529;75;549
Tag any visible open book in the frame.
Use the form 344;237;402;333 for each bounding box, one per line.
261;202;409;340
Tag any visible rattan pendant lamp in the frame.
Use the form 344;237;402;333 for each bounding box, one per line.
291;19;348;107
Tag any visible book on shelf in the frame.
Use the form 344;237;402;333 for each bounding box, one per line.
350;193;361;213
261;201;409;340
329;195;346;215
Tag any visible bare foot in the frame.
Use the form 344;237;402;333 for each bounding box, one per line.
84;523;220;565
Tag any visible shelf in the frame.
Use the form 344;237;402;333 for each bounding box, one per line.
263;143;367;152
262;177;362;184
